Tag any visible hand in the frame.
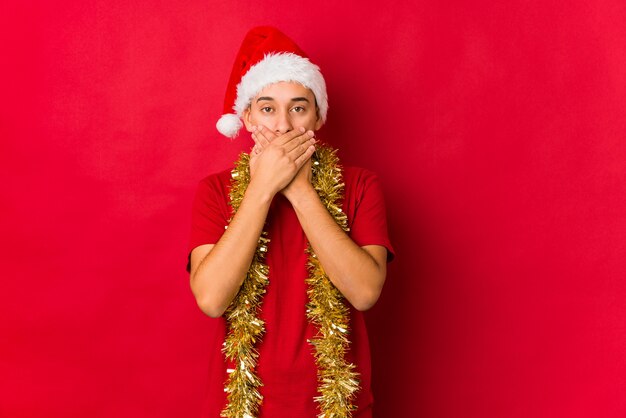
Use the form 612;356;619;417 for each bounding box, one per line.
281;157;313;202
247;126;317;197
251;126;316;200
249;125;276;178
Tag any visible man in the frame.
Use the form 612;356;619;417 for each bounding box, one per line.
188;26;394;418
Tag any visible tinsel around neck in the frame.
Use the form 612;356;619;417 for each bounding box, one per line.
221;145;359;418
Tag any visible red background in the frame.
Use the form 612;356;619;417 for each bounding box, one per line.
2;1;626;417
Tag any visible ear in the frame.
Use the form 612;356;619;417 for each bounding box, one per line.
242;107;254;132
314;107;324;131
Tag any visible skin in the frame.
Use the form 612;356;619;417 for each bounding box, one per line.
189;81;387;317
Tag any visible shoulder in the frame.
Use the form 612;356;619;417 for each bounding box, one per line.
342;165;382;195
191;167;235;211
198;167;233;187
342;165;379;183
196;167;234;196
340;165;388;215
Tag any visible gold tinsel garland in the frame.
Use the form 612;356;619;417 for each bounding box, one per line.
221;145;359;418
222;152;269;418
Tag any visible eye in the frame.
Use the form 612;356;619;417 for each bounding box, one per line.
260;106;273;113
291;106;306;113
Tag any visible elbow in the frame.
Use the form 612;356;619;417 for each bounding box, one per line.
350;285;383;312
349;252;387;312
349;272;386;312
190;279;227;318
352;293;379;312
190;270;242;318
196;295;227;318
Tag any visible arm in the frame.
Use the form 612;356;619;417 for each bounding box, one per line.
189;128;317;317
288;181;387;311
189;186;273;318
252;128;388;311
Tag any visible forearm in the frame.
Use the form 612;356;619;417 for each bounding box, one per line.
289;186;386;311
190;184;273;317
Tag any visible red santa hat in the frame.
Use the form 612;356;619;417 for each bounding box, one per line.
216;26;328;138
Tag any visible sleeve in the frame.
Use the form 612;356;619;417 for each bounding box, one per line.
349;171;396;262
186;176;229;272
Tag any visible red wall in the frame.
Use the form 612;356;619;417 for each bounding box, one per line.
2;1;626;417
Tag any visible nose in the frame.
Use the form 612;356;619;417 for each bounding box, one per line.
274;110;293;134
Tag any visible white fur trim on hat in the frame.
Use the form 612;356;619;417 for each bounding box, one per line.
234;52;328;122
216;113;243;138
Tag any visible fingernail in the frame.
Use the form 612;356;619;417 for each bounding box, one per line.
307;130;314;137
299;127;305;133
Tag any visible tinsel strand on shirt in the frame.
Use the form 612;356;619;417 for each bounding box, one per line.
221;152;269;418
306;146;359;417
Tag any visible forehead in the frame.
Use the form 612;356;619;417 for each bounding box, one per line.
255;81;315;100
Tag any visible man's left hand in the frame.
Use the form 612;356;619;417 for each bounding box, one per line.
251;125;315;201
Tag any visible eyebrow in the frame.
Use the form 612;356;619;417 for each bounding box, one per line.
256;96;310;103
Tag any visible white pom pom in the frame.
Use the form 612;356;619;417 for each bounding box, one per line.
216;113;243;138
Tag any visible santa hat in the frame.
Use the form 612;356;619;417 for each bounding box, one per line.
216;26;328;138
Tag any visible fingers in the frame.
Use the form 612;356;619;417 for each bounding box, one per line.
251;125;274;149
253;125;314;151
285;129;315;153
294;144;316;167
257;125;277;141
293;140;316;163
252;125;316;159
287;132;317;159
273;126;311;147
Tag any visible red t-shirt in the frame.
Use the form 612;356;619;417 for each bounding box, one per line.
188;165;395;418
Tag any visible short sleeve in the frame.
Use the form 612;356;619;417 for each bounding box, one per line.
348;171;395;262
186;175;229;271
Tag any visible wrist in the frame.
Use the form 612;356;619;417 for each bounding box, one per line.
245;180;276;206
285;183;317;207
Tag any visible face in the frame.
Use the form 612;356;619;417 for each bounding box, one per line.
243;81;323;134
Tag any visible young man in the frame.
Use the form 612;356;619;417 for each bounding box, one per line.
188;26;394;418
